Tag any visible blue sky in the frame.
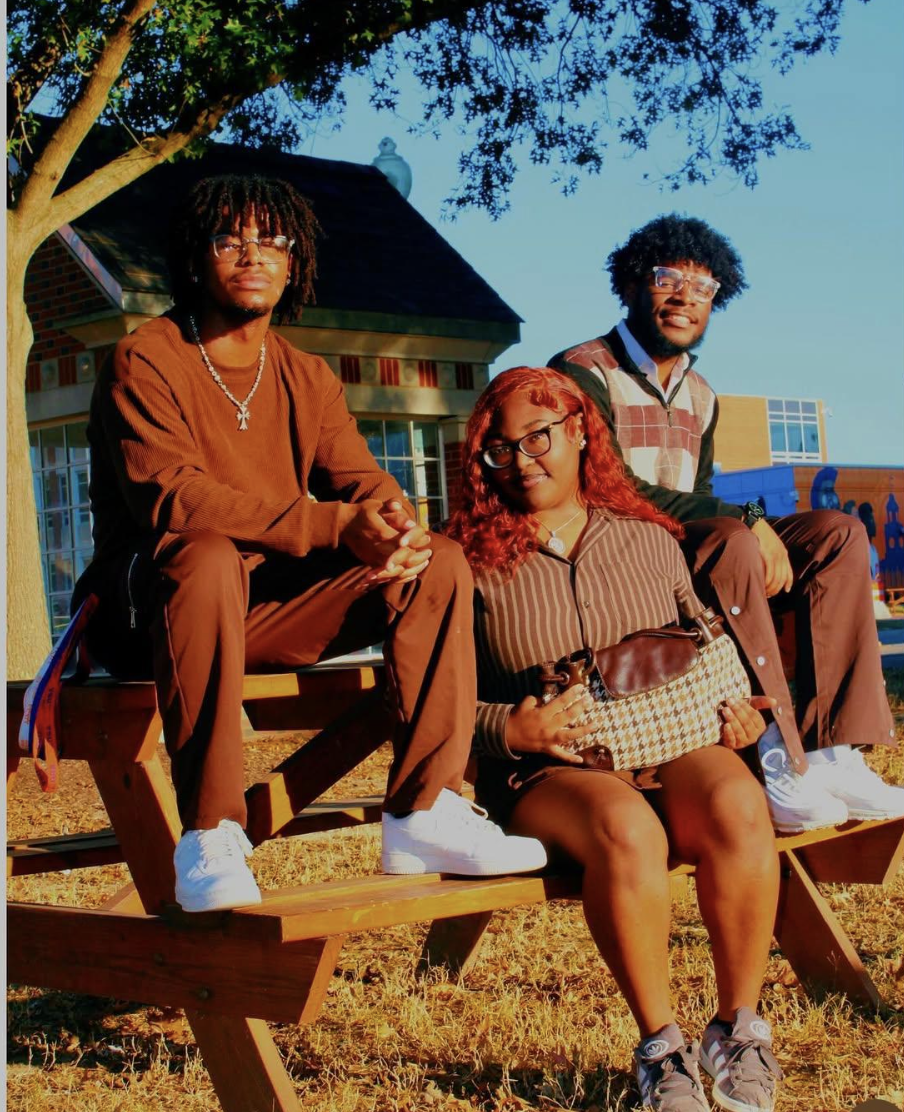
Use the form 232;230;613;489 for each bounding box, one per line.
298;0;903;466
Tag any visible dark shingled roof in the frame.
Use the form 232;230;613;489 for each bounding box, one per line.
67;139;522;326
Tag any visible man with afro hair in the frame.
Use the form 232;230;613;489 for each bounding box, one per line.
549;213;902;838
72;173;547;913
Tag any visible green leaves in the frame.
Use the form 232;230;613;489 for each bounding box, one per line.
8;0;859;215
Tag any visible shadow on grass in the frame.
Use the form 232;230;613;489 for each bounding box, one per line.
7;989;192;1074
8;988;642;1107
341;1053;639;1110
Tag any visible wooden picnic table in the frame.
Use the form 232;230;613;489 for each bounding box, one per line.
7;664;904;1112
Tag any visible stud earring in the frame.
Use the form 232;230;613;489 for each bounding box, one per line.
579;438;587;449
190;275;199;284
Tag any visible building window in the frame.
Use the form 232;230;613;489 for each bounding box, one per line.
355;418;446;527
29;422;93;639
767;399;822;463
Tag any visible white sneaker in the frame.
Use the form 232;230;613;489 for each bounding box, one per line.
805;746;904;821
382;788;548;875
174;819;262;912
758;725;848;834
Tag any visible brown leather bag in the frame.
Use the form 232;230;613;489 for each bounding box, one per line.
538;600;751;771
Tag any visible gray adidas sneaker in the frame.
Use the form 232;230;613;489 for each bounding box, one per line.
633;1024;710;1111
700;1008;783;1112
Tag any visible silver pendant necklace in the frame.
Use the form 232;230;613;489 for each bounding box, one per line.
535;507;585;554
188;315;266;431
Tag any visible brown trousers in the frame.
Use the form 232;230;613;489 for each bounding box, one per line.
81;532;476;829
681;510;894;773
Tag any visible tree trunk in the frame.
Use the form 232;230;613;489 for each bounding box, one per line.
6;214;52;679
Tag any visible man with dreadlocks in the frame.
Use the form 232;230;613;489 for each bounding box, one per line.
73;173;546;912
548;213;902;843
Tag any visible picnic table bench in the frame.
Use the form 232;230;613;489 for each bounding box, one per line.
7;663;904;1112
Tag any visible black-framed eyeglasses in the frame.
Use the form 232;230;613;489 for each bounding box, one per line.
651;265;720;303
210;234;295;261
481;416;570;470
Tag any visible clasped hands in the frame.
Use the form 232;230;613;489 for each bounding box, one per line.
506;685;778;763
339;498;431;585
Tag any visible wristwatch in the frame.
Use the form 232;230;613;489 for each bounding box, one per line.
741;500;766;527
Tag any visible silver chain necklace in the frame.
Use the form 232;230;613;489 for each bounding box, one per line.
188;315;266;431
534;507;586;555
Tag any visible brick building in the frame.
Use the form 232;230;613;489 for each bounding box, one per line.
25;139;521;636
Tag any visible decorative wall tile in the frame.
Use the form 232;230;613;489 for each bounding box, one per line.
379;357;400;386
339;354;361;383
455;362;474;390
417;360;439;388
437;363;457;389
40;359;60;390
75;352;95;382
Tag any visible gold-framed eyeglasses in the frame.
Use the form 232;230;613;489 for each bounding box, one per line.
651;265;720;303
210;234;295;261
481;416;570;470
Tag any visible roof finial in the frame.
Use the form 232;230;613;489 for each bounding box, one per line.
372;137;412;198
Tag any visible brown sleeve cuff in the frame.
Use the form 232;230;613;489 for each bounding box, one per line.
300;499;345;553
475;702;520;761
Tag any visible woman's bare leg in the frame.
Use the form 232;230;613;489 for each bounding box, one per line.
655;746;779;1021
508;771;673;1036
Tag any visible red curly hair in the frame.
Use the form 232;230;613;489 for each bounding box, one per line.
446;366;683;575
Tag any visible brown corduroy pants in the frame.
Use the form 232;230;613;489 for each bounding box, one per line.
83;532;476;830
681;510;894;772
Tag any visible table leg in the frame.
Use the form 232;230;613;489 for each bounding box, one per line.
775;849;881;1007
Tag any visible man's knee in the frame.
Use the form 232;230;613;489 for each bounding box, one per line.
684;517;760;576
793;509;869;567
424;532;473;591
158;531;245;592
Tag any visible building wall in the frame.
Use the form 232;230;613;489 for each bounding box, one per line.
712;394;829;473
712;395;772;472
715;461;904;589
24;236;116;399
792;464;904;574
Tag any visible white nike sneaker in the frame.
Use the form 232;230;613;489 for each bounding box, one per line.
382;788;547;875
758;725;848;834
805;746;904;821
174;819;262;912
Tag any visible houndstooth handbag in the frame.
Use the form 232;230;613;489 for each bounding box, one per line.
537;599;751;771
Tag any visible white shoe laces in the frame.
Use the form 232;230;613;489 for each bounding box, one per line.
760;748;800;795
196;821;253;864
441;794;507;841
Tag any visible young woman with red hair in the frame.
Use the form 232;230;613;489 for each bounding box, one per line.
446;367;784;1112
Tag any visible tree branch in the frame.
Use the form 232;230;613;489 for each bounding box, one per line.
17;0;156;220
43;77;281;234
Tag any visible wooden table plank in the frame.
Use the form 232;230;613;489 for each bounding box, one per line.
8;903;345;1025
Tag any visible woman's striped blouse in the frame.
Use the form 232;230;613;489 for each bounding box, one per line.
474;509;702;759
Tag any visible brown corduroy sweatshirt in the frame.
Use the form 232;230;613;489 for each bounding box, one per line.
86;313;406;566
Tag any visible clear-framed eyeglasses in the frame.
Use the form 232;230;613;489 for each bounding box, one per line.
210;234;295;261
651;265;721;303
481;416;571;470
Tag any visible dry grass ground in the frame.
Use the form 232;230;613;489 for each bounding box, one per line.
7;676;904;1112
